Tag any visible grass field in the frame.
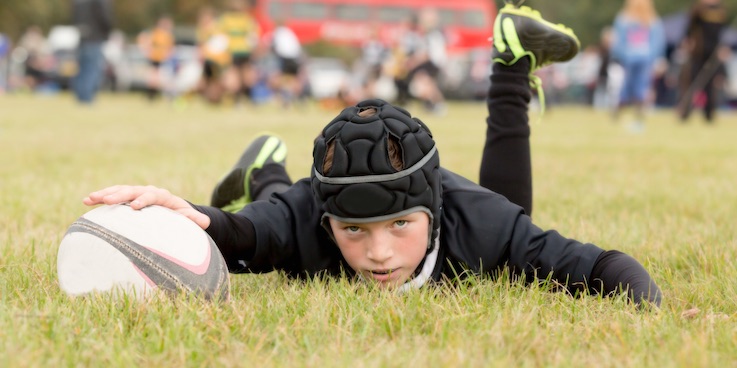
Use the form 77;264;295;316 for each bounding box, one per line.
1;93;736;367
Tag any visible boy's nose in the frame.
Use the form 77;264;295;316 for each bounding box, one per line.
366;233;394;263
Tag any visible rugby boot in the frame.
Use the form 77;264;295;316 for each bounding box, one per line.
491;4;580;115
492;3;580;72
210;134;288;212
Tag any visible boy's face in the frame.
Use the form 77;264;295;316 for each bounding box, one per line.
329;211;430;289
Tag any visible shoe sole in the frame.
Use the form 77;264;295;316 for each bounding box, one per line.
494;5;580;69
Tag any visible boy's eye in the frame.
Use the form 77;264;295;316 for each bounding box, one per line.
394;220;408;227
345;225;361;232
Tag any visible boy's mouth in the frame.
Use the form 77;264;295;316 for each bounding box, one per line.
365;268;403;284
369;269;398;276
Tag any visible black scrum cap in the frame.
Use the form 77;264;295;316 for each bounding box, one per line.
311;99;442;249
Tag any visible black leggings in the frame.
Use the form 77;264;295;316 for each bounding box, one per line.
479;58;533;215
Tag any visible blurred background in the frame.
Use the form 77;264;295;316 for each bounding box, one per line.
0;0;735;113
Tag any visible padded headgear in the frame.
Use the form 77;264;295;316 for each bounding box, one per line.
311;99;442;248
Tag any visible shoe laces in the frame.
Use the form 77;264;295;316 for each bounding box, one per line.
529;73;545;123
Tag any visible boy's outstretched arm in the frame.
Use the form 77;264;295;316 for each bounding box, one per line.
83;185;211;229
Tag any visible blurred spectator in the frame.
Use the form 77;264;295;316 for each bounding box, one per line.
102;30;126;91
138;15;175;101
18;25;54;91
268;21;305;107
592;26;622;110
0;33;10;93
677;0;729;123
571;45;602;105
393;9;448;113
410;7;448;114
611;0;666;132
219;0;261;105
72;0;114;104
391;15;424;106
358;25;390;99
196;7;231;104
48;25;82;90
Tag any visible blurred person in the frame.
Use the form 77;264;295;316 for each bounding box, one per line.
102;30;126;91
390;15;424;106
358;25;390;99
72;0;114;103
219;0;261;105
82;3;661;309
267;21;305;108
138;15;175;101
412;7;448;113
0;32;10;93
572;46;602;105
592;26;621;110
394;9;448;114
610;0;666;133
17;25;54;91
677;0;729;123
196;7;231;105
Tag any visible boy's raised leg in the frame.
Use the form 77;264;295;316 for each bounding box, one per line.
480;3;580;216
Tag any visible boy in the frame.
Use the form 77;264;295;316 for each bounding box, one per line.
84;4;662;306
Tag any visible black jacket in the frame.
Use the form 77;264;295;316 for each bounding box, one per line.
199;168;604;292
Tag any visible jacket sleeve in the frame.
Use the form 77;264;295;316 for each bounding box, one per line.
589;250;662;307
442;179;660;306
192;204;258;272
196;179;340;277
499;208;605;293
441;184;604;294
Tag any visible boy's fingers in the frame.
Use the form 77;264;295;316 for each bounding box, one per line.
83;185;124;205
80;185;209;228
98;185;140;205
129;187;173;209
83;185;152;207
128;191;155;210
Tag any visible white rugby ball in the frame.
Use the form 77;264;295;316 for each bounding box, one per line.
57;204;229;301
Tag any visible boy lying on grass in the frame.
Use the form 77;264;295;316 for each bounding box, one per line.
84;4;661;306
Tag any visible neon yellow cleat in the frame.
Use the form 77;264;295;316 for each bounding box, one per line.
210;134;288;212
492;4;580;71
491;4;580;116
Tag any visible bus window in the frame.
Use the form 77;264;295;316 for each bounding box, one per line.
336;4;370;21
461;10;488;29
293;2;328;20
437;9;456;27
377;6;412;23
268;1;287;19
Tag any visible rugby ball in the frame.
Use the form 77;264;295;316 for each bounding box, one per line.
57;204;229;301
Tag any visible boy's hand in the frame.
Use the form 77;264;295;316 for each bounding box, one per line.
83;185;211;230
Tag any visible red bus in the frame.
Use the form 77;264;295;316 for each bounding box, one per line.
253;0;497;55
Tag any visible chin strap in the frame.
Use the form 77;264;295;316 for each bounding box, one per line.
396;233;440;293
